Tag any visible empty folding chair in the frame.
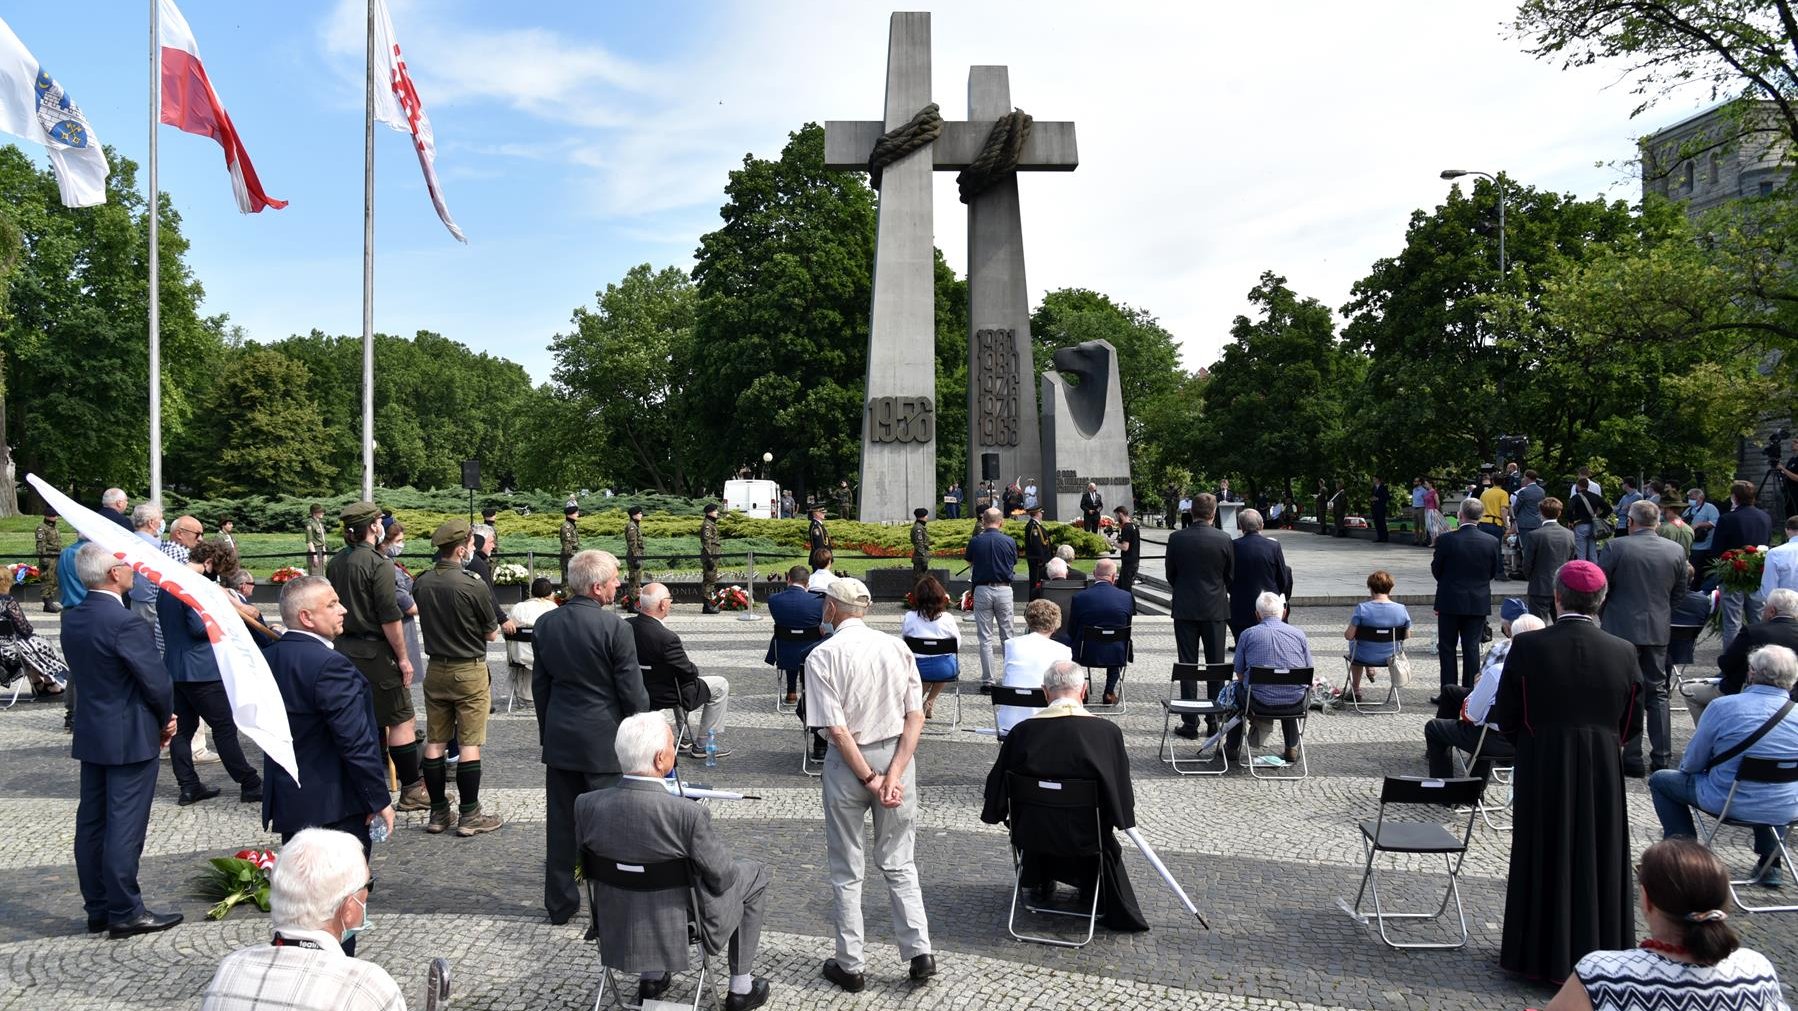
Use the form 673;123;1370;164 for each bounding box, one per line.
1003;773;1103;948
1159;661;1237;776
1243;666;1315;780
1340;627;1406;714
1078;625;1133;715
1345;775;1484;948
1695;755;1798;914
905;634;963;733
581;848;710;1011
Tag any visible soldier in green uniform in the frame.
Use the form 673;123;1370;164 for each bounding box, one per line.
326;502;427;811
558;502;581;589
304;503;329;576
834;479;855;520
911;507;931;579
808;504;832;555
1023;504;1052;601
623;505;646;611
35;509;61;613
699;503;722;613
412;519;503;838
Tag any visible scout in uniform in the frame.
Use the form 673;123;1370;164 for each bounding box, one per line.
304;503;328;576
412;518;502;837
700;504;722;614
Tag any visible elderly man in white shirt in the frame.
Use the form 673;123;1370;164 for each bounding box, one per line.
1760;515;1798;598
200;828;404;1011
1423;612;1545;780
997;599;1073;736
803;577;935;992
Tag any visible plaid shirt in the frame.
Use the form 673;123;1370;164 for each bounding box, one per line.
200;928;406;1011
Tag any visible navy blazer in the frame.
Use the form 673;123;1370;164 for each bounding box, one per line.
1431;525;1502;615
157;586;221;683
764;586;829;670
1067;581;1134;666
260;631;390;835
1229;532;1294;631
1715;504;1772;555
66;592;172;766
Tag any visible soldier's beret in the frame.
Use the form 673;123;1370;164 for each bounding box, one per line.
340;501;381;526
431;518;472;548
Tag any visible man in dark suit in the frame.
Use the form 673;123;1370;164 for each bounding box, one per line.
1717;588;1798;698
577;714;772;1010
634;582;731;757
1521;498;1576;621
98;487;133;532
1079;483;1103;533
1599;500;1690;775
1432;497;1502;688
260;575;394;956
1715;479;1774;647
1370;477;1391;543
1227;509;1294;644
766;566;831;758
1067;559;1134;705
1165;493;1233;735
532;549;649;925
65;543;181;938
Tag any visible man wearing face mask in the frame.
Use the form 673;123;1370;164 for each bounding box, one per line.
199;829;401;1008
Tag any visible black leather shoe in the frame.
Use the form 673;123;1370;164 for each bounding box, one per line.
178;785;221;806
1173;725;1200;740
909;953;938;982
239;784;262;803
1623;765;1647;779
723;978;771;1011
547;908;574;926
810;737;827;761
822;959;865;993
638;974;671;1002
85;918;106;934
108;909;182;939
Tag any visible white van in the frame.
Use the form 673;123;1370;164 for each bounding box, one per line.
722;479;781;519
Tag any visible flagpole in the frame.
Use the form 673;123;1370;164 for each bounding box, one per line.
360;0;376;502
148;0;163;503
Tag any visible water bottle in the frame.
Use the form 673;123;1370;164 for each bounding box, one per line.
705;730;718;768
369;818;390;844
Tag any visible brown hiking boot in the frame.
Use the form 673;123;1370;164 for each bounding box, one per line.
395;783;431;812
456;807;503;837
425;806;457;834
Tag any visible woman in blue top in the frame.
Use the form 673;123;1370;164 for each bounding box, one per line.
1343;569;1411;703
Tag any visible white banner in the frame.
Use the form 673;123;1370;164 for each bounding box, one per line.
29;475;298;782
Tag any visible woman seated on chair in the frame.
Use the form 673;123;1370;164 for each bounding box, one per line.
1343;570;1410;703
0;564;66;698
997;600;1072;737
902;575;960;719
1543;837;1788;1011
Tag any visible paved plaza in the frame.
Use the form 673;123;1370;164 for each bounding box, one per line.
2;539;1794;1010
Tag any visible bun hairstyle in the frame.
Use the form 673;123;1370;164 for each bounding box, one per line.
1638;838;1740;966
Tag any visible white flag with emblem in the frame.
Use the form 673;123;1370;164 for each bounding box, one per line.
0;16;108;207
369;0;466;242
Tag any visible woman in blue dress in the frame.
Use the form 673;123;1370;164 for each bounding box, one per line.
1343;569;1410;702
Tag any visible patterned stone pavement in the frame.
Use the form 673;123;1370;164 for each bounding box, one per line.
2;587;1795;1010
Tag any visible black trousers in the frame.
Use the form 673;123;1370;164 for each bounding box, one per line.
1118;560;1138;592
1027;562;1046;601
1173;619;1227;729
1372;508;1388;542
1082;510;1101;532
1437;613;1484;687
544;767;620;922
1527;594;1555;622
76;758;158;925
171;680;260;793
282;814;372;956
1424;718;1514;780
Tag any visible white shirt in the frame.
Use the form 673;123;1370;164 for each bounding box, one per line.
1761;540;1798;598
1464;638;1515;727
803;617;922;744
900;609;959;644
997;633;1072;736
506;596;559;666
201;927;406;1011
806;569;836;592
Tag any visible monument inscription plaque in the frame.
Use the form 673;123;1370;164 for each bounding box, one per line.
975;327;1022;447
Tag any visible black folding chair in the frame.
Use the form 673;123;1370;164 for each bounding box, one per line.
1340;627;1407;715
1159;662;1236;776
769;625;821;714
581;848;708;1011
1003;773;1103;948
1078;625;1133;715
1455;724;1516;831
904;634;963;733
1344;776;1484;948
1670;623;1705;717
501;625;534;714
1695;755;1798;914
987;686;1048;739
1244;666;1315;780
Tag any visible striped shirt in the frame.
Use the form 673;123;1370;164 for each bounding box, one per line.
1575;947;1787;1011
200;928;406;1011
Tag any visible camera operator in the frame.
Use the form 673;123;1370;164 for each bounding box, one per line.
1772;432;1798;519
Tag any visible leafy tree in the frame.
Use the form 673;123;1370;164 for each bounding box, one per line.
177;349;334;497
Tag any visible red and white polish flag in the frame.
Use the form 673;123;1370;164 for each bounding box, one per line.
371;0;466;242
158;0;286;213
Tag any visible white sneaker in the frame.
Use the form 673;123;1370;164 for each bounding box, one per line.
193;748;222;765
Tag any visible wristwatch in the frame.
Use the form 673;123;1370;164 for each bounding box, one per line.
861;769;879;785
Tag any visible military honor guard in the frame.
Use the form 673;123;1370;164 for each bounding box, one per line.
1023;505;1052;602
808;504;832;556
559;502;581;590
36;509;61;612
624;504;646;610
412;519;503;837
700;504;723;614
911;508;931;578
303;503;328;576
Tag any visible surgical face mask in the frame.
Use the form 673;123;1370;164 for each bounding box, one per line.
341;892;369;943
384;541;404;558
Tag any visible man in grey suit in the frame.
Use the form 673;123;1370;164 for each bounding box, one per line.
1521;497;1577;621
533;549;649;925
577;713;771;1011
1598;499;1690;776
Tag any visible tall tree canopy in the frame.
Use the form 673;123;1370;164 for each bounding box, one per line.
177;349;335;497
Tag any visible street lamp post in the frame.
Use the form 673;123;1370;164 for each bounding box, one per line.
1439;169;1505;277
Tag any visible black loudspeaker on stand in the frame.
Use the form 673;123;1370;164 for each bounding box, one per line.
981;452;1000;481
462;459;480;526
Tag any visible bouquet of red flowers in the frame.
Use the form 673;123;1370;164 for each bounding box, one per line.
1710;546;1768;594
710;585;750;611
615;589;639;612
9;563;39;585
196;848;277;920
959;589;974;611
270;566;306;584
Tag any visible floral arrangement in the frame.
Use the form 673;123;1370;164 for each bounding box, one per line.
9;563;39;585
196;849;277;920
1710;546;1768;594
614;589;638;612
960;589;974;611
270;566;306;584
710;585;750;611
492;562;530;585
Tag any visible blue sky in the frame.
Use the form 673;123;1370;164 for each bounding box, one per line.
2;2;1711;383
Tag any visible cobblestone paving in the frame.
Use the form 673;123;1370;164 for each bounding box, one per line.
3;591;1794;1010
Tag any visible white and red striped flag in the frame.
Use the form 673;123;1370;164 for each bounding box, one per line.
158;0;286;213
371;0;466;242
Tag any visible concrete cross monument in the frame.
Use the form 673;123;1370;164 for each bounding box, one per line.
825;11;1077;523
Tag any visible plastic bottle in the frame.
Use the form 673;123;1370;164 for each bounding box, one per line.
369;818;390;844
705;730;718;768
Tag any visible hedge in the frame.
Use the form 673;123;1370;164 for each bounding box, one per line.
160;487;720;534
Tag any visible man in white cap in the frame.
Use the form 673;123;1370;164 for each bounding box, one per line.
803;577;935;992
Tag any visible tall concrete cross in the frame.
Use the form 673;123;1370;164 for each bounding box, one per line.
824;12;1077;523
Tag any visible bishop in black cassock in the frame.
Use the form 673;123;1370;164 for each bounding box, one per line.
980;691;1148;932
